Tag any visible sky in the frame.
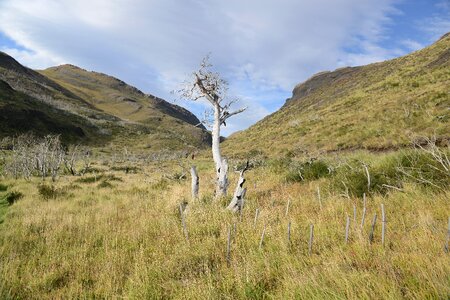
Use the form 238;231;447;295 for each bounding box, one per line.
0;0;449;136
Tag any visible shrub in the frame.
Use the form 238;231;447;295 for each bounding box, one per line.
0;183;7;192
3;191;23;205
330;149;450;197
286;160;331;182
38;184;64;200
396;150;450;190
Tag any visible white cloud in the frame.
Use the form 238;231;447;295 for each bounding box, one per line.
400;39;425;52
0;0;404;135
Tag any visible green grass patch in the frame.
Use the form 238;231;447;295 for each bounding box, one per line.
0;183;8;192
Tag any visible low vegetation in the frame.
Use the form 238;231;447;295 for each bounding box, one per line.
0;141;448;299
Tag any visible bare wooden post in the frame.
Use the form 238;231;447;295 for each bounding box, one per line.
179;204;189;242
445;217;450;253
190;166;199;200
381;204;386;247
226;226;231;266
317;187;322;209
363;163;371;191
309;224;314;255
369;213;377;244
287;221;291;245
345;215;350;244
259;223;266;250
254;208;260;227
285;198;291;217
361;193;367;229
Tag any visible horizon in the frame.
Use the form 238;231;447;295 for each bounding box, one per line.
1;0;449;136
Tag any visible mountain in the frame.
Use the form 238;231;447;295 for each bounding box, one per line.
40;65;205;129
0;52;210;150
224;33;450;157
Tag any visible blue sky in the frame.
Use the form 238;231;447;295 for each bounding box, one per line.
0;0;449;135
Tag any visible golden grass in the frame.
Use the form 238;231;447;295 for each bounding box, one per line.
0;156;449;299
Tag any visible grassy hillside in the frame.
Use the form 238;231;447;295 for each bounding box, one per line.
40;65;205;129
0;52;210;151
0;79;102;144
224;33;450;157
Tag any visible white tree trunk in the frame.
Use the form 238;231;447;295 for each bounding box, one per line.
227;163;248;212
216;159;228;197
212;105;222;171
212;105;228;197
190;166;199;200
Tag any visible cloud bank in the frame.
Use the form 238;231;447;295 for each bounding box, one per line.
0;0;448;135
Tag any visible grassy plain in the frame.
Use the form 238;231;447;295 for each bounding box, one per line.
0;150;448;299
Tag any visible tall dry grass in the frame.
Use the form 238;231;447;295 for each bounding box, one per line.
0;155;449;299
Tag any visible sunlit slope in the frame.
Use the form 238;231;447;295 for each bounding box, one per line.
40;65;205;128
224;33;450;156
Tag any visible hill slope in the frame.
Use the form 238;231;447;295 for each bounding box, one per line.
0;52;210;150
224;33;450;156
40;65;205;129
0;79;95;143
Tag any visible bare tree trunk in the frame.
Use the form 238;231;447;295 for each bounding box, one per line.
227;162;248;212
212;105;228;198
216;159;228;197
190;166;199;200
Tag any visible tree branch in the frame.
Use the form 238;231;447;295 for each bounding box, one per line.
220;107;247;125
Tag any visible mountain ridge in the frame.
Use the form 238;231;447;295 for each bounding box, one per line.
0;52;210;150
40;64;205;129
224;33;450;157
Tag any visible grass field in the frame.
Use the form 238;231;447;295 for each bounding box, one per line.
0;149;448;299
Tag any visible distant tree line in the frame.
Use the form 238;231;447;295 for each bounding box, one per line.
0;134;91;181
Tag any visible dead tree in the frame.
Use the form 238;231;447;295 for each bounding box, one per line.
190;166;199;200
64;145;80;176
177;55;246;198
227;161;249;212
46;135;64;182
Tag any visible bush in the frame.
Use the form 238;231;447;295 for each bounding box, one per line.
286;160;331;182
38;184;63;200
396;150;450;190
0;184;7;192
332;164;398;198
3;191;23;205
330;149;450;197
